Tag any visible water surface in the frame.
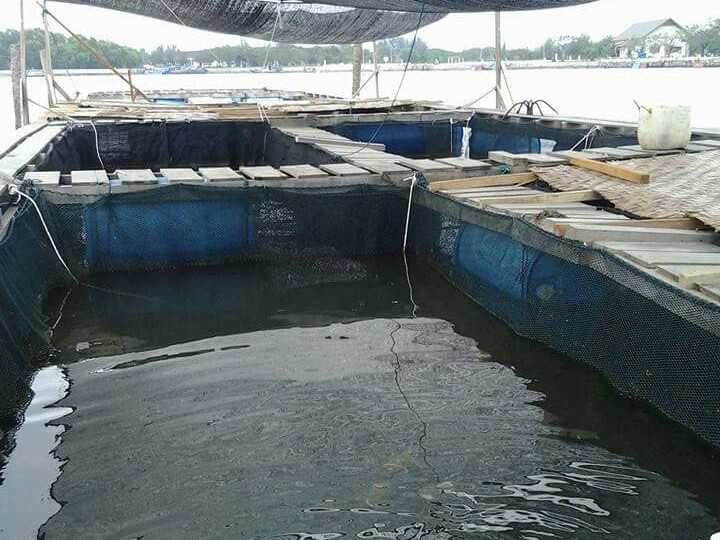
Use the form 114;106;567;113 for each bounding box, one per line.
1;256;719;539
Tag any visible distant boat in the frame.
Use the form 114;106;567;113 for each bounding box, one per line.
162;65;208;75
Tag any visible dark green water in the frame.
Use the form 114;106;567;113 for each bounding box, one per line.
2;256;719;539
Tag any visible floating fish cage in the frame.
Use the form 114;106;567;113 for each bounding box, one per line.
2;91;720;537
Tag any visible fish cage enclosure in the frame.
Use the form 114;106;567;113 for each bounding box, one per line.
1;100;720;538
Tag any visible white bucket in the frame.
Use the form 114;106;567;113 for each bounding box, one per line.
637;104;692;150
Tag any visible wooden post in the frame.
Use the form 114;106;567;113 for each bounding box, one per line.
352;43;362;97
372;41;380;98
41;49;55;107
494;12;505;111
42;0;57;104
10;45;23;129
19;0;30;125
128;69;136;102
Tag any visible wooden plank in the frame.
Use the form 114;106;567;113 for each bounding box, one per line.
684;143;714;153
295;136;386;151
692;139;720;149
549;150;610;162
619;145;683;156
434;157;493;171
0;124;65;176
444;186;536;196
24;170;60;186
319;163;369;177
595;241;720;253
115;169;157;184
658;264;720;288
396;158;455;172
585;147;648;160
469;189;600;206
568;156;650;184
429;172;537;192
279;164;329;178
351;160;411;174
591;218;705;230
697;284;720;302
487;151;529;169
71;170;109;185
618;251;720;269
238;166;287;180
515;153;569;166
562;224;718;244
199;167;243;182
160;168;203;182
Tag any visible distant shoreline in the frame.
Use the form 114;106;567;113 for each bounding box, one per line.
0;57;718;78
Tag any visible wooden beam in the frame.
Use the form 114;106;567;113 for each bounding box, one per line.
568;156;650;184
563;224;718;244
658;264;720;288
488;151;529;170
10;45;22;129
470;189;600;206
429;172;536;192
548;217;705;236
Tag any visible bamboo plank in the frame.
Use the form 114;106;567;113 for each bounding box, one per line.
568;156;650;184
429;172;537;192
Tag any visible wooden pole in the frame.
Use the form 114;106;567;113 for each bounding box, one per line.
40;3;151;101
40;49;55;107
42;0;57;104
373;41;380;98
494;12;505;111
10;45;23;129
128;69;136;102
20;0;30;125
352;43;362;97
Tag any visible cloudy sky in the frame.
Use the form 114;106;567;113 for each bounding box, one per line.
3;0;719;52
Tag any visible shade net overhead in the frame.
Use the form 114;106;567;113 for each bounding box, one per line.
52;0;446;44
52;0;598;43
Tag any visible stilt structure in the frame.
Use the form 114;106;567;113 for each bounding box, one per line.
19;0;30;125
10;45;23;129
373;42;380;98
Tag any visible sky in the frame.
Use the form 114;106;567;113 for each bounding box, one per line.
2;0;720;52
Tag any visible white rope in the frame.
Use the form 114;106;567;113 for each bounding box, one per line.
570;125;602;151
402;173;417;253
10;187;79;284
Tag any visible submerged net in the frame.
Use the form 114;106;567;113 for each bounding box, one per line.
51;0;598;43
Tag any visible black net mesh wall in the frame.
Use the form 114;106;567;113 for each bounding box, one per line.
410;190;720;449
39;122;340;172
3;182;720;454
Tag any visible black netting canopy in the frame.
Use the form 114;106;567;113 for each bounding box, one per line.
52;0;598;43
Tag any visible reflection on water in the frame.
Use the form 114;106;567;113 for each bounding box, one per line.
2;256;719;539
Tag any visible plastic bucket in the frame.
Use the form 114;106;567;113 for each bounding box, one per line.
637;104;692;150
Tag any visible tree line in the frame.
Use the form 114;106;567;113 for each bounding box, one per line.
1;20;719;71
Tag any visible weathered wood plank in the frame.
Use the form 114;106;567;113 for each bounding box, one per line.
595;241;720;253
692;139;720;149
0;124;65;176
319;163;369;176
515;153;569;166
563;224;718;244
71;170;109;185
115;169;157;184
617;250;720;268
619;145;683;156
470;189;600;206
279;164;329;178
160;168;203;182
429;172;537;192
351;160;411;174
658;264;720;288
585;147;648;160
487;151;529;169
238;166;287;180
698;284;720;302
199;167;243;182
550;150;610;162
568;156;650;184
396;158;455;172
434;157;493;171
24;170;61;186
